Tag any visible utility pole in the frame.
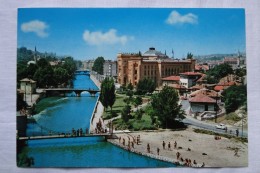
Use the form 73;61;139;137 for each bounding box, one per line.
215;92;218;123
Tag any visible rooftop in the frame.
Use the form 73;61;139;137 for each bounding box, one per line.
143;47;168;58
189;94;216;103
179;72;203;76
162;75;180;81
20;78;36;83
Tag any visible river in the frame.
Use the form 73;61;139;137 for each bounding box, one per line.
23;74;176;167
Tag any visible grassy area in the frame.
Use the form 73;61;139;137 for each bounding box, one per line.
102;94;127;120
193;128;248;143
113;113;157;131
206;112;243;125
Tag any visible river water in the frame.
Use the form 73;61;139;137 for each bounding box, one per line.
24;74;176;167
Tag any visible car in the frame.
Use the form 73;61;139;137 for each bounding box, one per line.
215;123;227;130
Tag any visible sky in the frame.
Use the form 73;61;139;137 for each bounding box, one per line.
17;8;246;60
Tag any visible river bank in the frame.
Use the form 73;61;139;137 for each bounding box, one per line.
108;127;248;167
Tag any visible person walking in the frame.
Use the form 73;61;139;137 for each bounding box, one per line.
168;142;171;150
162;141;166;149
157;148;160;155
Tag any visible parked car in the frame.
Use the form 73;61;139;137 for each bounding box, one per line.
215;123;227;130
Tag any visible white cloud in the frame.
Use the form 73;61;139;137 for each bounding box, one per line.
83;29;133;46
166;11;198;25
21;20;49;38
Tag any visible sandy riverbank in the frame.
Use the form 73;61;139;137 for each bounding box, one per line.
108;127;248;167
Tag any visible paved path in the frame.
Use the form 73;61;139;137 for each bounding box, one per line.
90;101;105;133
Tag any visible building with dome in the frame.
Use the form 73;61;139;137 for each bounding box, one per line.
117;47;196;87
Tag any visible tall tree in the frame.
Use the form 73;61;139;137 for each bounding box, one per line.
150;86;185;128
92;56;105;75
99;77;116;111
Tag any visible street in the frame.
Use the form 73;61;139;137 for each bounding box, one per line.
180;100;248;138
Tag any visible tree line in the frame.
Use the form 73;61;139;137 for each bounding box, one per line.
17;47;77;88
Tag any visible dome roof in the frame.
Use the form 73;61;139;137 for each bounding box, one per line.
143;47;168;58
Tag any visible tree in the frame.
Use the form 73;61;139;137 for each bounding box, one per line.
222;85;247;113
53;67;69;86
92;56;105;75
121;105;131;122
33;66;54;88
135;108;144;120
99;77;116;111
136;78;156;95
126;82;134;90
150;86;185;128
206;63;234;84
133;96;142;108
62;56;77;78
187;52;193;59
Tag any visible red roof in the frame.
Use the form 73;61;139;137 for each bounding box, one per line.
162;76;180;81
217;81;236;86
214;86;224;91
195;64;209;71
179;72;202;76
189;94;216;103
168;84;186;89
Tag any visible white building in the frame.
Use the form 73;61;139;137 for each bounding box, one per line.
179;72;202;88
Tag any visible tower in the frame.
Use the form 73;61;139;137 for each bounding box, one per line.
34;46;37;63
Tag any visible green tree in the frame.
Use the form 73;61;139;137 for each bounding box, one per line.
150;86;185;128
37;58;49;68
187;52;193;59
136;78;156;95
126;82;134;90
133;96;142;108
62;56;77;78
53;67;69;86
121;105;131;122
92;57;105;75
33;66;54;88
206;63;234;84
135;108;144;120
222;85;247;113
100;77;116;111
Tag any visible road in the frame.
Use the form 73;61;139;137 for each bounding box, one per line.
180;100;248;138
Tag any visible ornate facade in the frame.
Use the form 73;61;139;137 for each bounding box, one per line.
117;47;196;87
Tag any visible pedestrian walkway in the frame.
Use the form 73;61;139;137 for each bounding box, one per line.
90;101;105;133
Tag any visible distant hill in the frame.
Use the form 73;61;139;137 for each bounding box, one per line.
194;53;246;63
17;47;68;64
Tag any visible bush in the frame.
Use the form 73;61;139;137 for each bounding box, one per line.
226;112;242;122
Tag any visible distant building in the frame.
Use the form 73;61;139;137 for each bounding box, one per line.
103;60;117;78
117;47;196;87
83;60;95;70
195;64;209;73
223;56;240;69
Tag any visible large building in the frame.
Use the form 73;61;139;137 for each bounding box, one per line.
117;47;196;87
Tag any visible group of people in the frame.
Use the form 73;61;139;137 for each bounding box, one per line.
95;118;106;134
118;135;141;151
162;141;178;150
71;128;88;136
